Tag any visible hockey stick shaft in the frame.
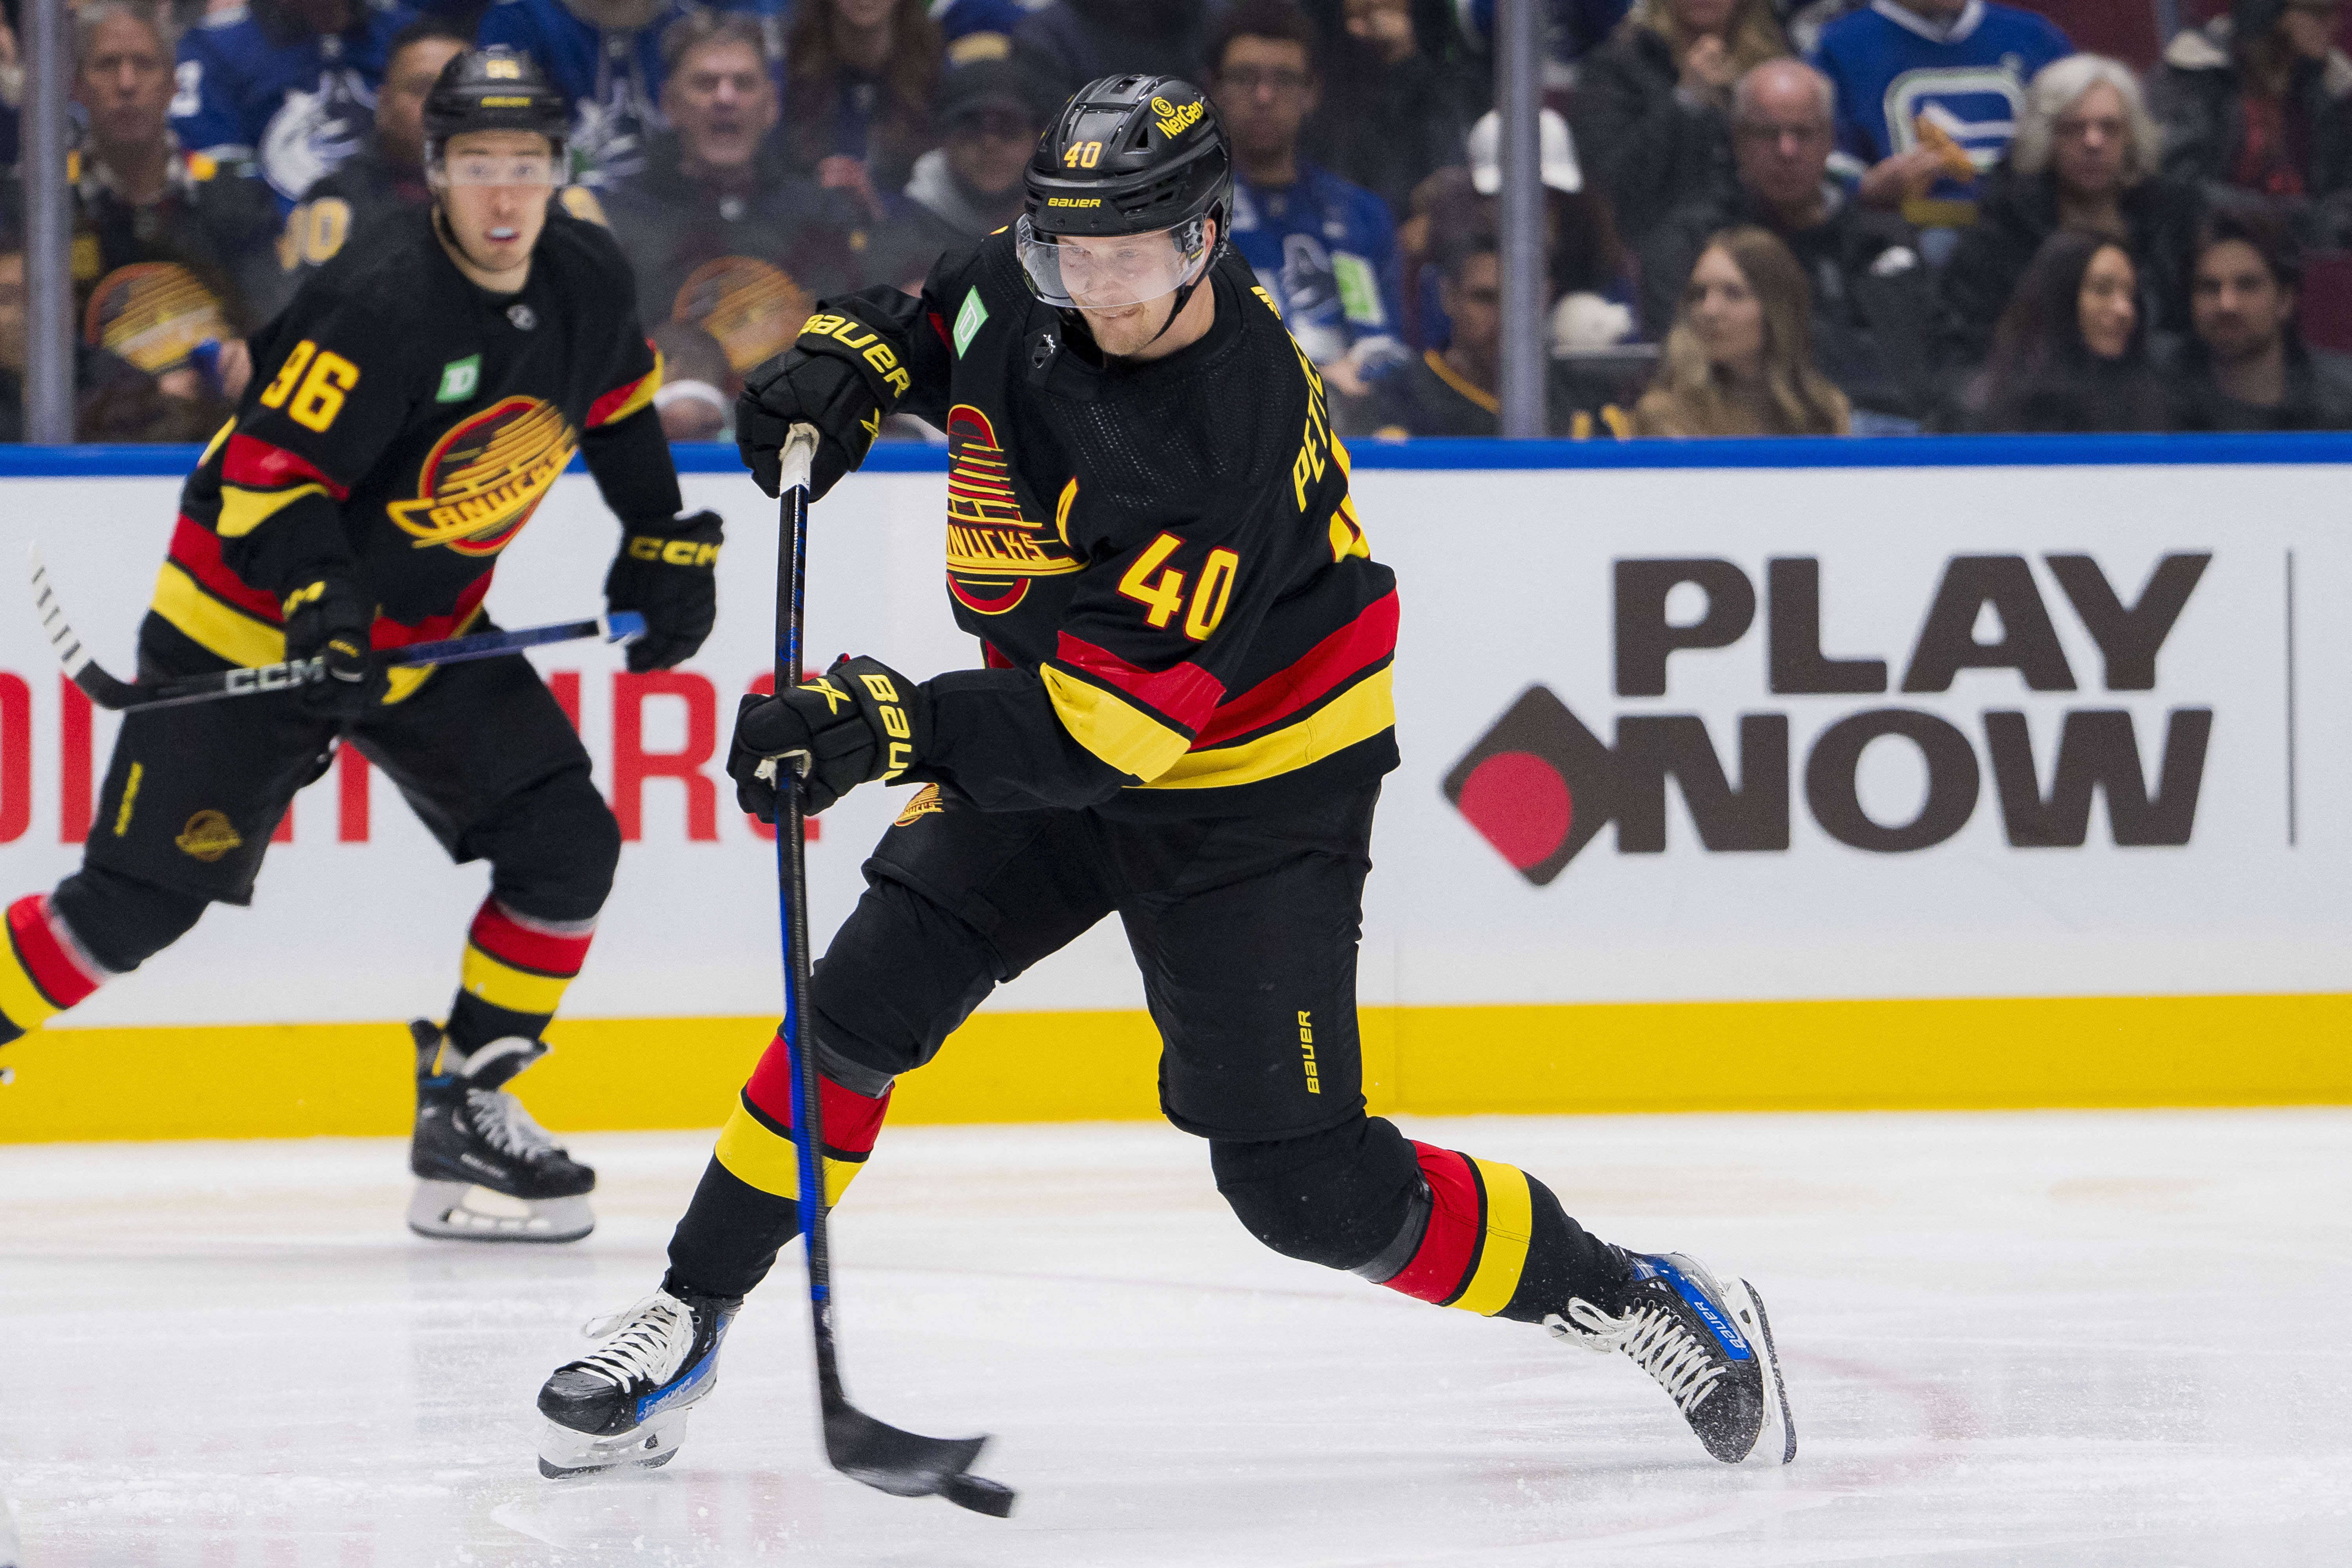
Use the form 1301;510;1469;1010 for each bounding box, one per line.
30;546;639;712
770;428;1012;1517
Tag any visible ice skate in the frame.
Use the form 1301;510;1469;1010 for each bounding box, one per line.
536;1287;741;1479
407;1020;595;1243
1548;1250;1795;1465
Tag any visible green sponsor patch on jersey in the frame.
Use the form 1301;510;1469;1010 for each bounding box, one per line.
436;355;481;403
953;289;989;358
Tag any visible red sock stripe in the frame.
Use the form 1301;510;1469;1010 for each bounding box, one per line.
1380;1144;1486;1305
466;899;593;978
6;895;100;1009
743;1032;893;1154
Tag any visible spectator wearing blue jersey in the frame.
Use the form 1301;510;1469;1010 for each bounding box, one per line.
172;0;418;207
936;0;1045;62
1210;0;1408;394
477;0;692;190
1573;0;1791;247
781;0;946;222
1933;54;2199;374
1808;0;2071;225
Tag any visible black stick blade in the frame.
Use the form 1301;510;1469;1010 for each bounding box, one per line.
823;1405;1008;1512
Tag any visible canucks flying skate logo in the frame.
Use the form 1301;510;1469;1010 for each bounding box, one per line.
944;404;1081;615
387;397;577;556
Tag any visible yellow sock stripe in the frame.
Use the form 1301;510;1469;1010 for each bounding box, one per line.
0;927;64;1030
1451;1159;1535;1316
712;1099;863;1203
459;943;573;1016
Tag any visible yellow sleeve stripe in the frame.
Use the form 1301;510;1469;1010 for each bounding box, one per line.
215;481;330;539
1452;1159;1535;1316
1041;663;1194;782
460;944;574;1016
1140;666;1393;791
0;933;65;1031
713;1099;863;1203
151;560;286;668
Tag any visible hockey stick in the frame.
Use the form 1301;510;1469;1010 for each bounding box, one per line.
29;544;643;713
770;424;1014;1518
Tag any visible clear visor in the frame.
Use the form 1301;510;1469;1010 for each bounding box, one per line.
1017;214;1209;310
440;151;559;188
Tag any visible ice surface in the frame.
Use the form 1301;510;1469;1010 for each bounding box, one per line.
3;1109;2349;1566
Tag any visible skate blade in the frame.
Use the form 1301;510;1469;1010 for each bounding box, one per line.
1729;1277;1796;1465
537;1413;690;1480
408;1180;594;1244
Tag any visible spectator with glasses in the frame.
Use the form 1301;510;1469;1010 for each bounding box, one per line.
2154;0;2352;244
1575;0;1791;247
1934;54;2200;376
2163;194;2352;430
1210;0;1406;395
868;58;1057;292
1642;56;1930;423
1633;225;1851;435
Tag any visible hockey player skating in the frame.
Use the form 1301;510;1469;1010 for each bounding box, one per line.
537;75;1793;1477
0;47;722;1244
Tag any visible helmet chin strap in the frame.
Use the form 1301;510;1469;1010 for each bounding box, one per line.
1137;218;1217;350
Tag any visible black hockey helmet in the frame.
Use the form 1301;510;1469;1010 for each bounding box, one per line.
421;46;570;160
1022;74;1230;241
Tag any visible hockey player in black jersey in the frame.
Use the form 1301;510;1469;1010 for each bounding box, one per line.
539;76;1793;1475
0;47;722;1245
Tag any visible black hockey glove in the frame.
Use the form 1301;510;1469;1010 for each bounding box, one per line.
279;574;383;724
735;310;913;500
604;510;723;673
728;655;930;818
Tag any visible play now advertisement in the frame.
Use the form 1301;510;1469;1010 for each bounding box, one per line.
0;457;2343;1026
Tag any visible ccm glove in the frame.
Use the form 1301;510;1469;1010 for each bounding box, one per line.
604;510;723;672
728;655;929;818
735;310;914;499
280;575;384;724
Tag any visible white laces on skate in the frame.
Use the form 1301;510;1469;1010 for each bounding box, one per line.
465;1087;563;1162
570;1292;696;1391
1547;1297;1726;1416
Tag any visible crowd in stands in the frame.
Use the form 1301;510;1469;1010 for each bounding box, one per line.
4;0;2352;441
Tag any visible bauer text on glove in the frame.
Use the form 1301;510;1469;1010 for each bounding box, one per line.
728;656;930;818
735;309;914;500
604;510;722;672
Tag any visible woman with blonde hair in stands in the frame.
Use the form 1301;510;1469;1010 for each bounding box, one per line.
1574;0;1791;245
1635;226;1850;437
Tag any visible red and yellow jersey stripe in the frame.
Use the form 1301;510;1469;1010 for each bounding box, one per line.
1040;589;1398;792
585;346;662;429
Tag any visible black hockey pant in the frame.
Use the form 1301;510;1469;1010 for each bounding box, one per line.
663;782;1628;1324
0;617;617;1054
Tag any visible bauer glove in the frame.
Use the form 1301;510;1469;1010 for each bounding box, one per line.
604;510;723;672
736;310;913;500
729;655;929;818
280;574;384;724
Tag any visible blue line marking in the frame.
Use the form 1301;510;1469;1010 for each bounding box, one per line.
12;430;2352;480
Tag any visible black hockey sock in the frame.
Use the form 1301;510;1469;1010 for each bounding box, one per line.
664;1156;799;1300
444;991;552;1060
